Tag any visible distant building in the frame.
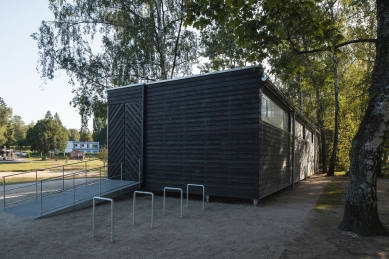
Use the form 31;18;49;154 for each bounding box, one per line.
64;141;100;154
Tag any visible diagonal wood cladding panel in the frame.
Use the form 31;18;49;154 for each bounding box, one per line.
108;103;125;179
124;102;142;181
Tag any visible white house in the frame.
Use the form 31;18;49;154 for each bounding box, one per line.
64;141;100;153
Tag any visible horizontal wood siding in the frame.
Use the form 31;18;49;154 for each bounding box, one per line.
294;138;306;182
108;85;142;105
107;66;319;201
144;68;260;199
259;121;291;198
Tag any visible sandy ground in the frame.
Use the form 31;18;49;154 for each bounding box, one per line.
0;174;389;259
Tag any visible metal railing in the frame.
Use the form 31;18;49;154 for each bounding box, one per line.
39;166;109;217
1;160;101;209
1;160;142;215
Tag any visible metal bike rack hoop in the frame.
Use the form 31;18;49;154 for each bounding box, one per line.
163;187;183;218
133;191;154;228
186;184;205;210
92;196;114;243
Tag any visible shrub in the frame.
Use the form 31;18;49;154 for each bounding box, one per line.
97;148;108;162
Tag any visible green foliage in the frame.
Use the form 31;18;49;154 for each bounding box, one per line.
10;115;28;151
45;111;53;120
67;128;80;141
79;128;93;142
26;113;68;160
4;121;15;147
32;0;199;127
198;25;250;72
96;147;108;162
92;117;107;147
185;0;376;172
0;97;13;146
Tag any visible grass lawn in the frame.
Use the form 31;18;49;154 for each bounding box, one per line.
0;159;105;172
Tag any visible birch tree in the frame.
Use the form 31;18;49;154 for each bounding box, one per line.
32;0;198;126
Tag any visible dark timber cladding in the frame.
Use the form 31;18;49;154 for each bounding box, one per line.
107;66;319;201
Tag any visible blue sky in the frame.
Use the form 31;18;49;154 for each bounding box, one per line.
0;0;84;129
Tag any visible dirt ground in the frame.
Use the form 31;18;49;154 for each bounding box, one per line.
1;174;389;259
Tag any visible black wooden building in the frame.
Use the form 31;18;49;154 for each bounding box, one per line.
107;66;319;203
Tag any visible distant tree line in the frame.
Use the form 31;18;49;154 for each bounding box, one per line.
0;98;106;160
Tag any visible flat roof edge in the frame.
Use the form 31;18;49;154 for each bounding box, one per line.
107;65;261;92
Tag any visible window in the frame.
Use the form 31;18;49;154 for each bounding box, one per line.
295;121;304;139
306;130;312;142
92;144;98;149
262;95;289;131
81;144;84;148
73;144;78;148
87;144;90;148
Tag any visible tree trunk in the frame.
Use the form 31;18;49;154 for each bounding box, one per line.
328;48;340;176
376;144;383;177
156;0;167;80
307;57;328;175
339;0;389;236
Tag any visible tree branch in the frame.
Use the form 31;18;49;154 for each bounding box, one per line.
293;39;377;54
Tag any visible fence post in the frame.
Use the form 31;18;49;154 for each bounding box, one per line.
104;162;107;179
62;166;65;191
40;180;43;218
36;170;38;199
3;176;5;209
73;173;75;207
99;169;101;196
120;162;123;184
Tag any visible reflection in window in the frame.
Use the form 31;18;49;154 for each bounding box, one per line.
261;95;289;132
295;121;304;139
306;130;312;142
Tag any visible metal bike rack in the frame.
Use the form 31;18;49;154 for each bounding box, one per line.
186;184;205;210
133;191;154;228
163;187;183;218
92;196;114;243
